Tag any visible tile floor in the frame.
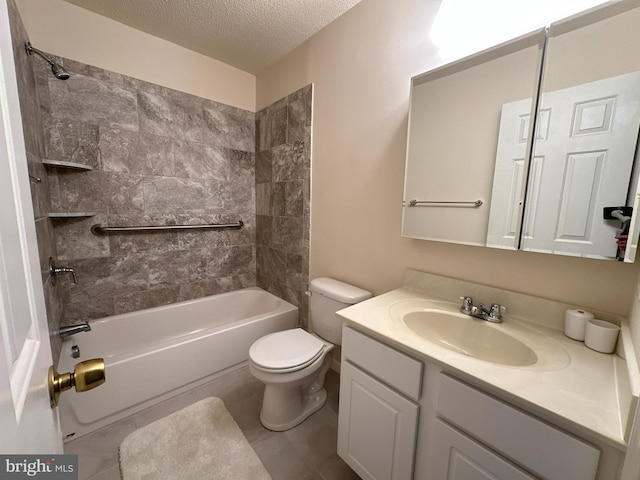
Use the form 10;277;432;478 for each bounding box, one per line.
64;365;360;480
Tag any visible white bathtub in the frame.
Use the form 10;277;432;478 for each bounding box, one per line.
58;287;298;440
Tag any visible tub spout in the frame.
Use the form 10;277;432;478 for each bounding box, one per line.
59;322;91;338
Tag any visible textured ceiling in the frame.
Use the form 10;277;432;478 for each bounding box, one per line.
62;0;363;74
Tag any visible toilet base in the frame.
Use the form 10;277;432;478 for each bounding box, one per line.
260;387;327;431
257;351;333;432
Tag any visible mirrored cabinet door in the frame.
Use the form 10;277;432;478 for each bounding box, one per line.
402;30;545;248
521;1;640;262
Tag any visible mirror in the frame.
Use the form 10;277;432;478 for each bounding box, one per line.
402;30;545;247
403;0;640;262
521;2;640;262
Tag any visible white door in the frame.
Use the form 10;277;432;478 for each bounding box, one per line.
523;72;640;258
0;0;62;453
489;72;640;258
486;97;536;249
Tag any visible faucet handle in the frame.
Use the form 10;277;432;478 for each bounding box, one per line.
460;296;473;314
489;304;506;320
49;257;78;285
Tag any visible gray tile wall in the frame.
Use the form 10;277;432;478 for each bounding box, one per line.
8;0;65;364
36;58;258;323
255;86;312;327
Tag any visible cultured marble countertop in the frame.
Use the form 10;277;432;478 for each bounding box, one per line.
337;285;640;450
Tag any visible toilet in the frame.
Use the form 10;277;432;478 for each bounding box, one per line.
249;277;372;431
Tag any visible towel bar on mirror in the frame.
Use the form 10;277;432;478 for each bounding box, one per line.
406;199;483;207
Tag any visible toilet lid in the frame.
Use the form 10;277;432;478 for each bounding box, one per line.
249;328;326;370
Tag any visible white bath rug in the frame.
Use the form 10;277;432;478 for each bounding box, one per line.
119;397;271;480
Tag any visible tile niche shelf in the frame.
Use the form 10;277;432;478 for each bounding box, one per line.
42;159;93;171
48;212;96;219
43;159;94;219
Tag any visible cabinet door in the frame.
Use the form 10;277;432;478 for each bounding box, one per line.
338;362;419;480
437;374;599;480
429;420;537;480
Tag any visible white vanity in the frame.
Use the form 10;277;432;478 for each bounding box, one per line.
336;269;638;480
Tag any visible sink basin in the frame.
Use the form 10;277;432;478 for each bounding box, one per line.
402;309;538;366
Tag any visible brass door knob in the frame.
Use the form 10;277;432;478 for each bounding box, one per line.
48;358;106;408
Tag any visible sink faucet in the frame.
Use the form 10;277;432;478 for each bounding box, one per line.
59;322;91;338
460;296;505;323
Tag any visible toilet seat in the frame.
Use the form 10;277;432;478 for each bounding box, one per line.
249;328;326;373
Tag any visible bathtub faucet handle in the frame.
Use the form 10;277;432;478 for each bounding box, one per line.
49;257;78;285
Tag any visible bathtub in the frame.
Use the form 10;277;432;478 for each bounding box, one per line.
58;287;298;440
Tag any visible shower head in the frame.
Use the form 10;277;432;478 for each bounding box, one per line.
51;63;70;80
25;42;70;80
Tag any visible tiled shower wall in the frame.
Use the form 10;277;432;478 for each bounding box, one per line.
8;0;65;363
256;87;312;328
35;58;258;322
9;0;313;360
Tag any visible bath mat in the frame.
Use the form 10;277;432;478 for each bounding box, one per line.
119;397;271;480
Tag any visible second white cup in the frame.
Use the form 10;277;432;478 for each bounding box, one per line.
584;319;620;354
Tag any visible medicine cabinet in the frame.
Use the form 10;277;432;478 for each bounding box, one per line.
402;0;640;262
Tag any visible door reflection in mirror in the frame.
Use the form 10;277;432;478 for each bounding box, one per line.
488;72;640;260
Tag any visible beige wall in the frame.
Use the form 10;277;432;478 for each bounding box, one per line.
14;0;255;111
257;0;640;317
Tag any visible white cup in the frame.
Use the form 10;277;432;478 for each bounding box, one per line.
584;319;620;354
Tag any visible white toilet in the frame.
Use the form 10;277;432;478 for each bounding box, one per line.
249;277;372;431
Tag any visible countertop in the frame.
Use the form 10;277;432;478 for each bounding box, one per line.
337;284;640;450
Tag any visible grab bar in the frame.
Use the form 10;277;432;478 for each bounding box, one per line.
91;221;244;235
406;199;483;207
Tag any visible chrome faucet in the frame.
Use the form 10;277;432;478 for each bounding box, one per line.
59;322;91;338
49;257;77;286
460;296;505;323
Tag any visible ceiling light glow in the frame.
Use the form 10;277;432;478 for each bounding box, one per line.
431;0;610;61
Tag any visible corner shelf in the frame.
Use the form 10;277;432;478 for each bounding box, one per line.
48;212;96;219
43;159;93;171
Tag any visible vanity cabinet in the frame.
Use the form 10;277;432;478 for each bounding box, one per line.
429;374;600;480
338;325;618;480
338;327;422;480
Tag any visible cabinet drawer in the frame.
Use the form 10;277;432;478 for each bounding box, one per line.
437;374;600;480
342;326;422;400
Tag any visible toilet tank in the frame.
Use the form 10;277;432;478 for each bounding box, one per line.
310;277;372;345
